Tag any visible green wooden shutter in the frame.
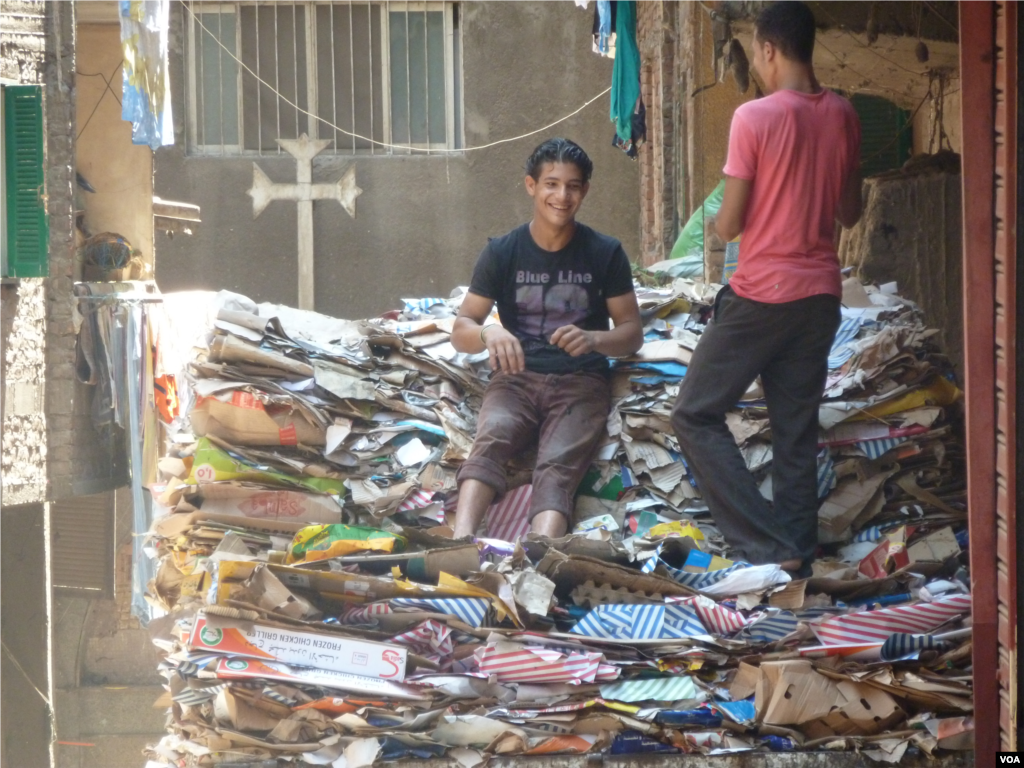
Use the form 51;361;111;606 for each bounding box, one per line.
4;85;48;278
850;93;912;178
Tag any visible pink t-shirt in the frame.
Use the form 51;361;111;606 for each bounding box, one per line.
723;89;860;303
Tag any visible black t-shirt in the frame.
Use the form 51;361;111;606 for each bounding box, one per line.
469;222;635;374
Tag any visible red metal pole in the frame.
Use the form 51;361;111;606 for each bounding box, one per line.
958;1;1000;760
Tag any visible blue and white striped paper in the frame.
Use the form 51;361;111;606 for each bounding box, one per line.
734;610;798;643
390;597;490;628
817;450;837;499
855;436;908;460
853;525;885;543
402;298;449;314
879;632;949;662
828;317;865;370
642;551;754;592
571;603;707;640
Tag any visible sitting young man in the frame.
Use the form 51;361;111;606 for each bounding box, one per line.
450;138;643;539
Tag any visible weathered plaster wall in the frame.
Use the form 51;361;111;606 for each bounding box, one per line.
154;1;640;320
76;23;154;266
0;503;52;768
53;486;166;768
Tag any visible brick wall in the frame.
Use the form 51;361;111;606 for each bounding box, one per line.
636;1;686;265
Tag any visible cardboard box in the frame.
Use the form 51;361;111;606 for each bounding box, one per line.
907;527;961;563
212;657;427;700
189;613;408;681
755;660;903;736
814;680;904;736
756;660;837;726
190;482;342;524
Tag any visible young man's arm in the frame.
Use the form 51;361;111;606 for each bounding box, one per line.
836;168;863;229
452;293;526;374
714;176;753;243
550;292;643;359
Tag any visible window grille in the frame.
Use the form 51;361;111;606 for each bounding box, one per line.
185;1;462;156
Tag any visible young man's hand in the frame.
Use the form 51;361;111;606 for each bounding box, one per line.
483;325;526;373
550;325;596;357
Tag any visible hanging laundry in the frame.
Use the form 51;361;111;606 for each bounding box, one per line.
613;94;646;159
610;1;640;144
593;0;617;58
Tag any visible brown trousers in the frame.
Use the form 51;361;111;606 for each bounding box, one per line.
456;370;611;522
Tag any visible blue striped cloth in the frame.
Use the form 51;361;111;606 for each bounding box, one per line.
571;603;707;640
390;597;490;628
828;317;865;370
734;610;798;643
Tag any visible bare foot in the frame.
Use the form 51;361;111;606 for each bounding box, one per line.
780;559;802;572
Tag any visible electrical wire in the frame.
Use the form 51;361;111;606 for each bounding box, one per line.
76;61;123;141
920;0;960;36
814;5;930;77
182;0;611;154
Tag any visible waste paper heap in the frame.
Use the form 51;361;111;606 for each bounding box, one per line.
143;274;973;767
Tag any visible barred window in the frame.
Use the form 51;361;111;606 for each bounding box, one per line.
186;1;462;155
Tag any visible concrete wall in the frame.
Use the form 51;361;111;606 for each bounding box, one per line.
76;23;154;266
154;1;641;320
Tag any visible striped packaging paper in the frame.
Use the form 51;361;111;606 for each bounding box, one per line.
402;298;449;314
173;682;227;706
812;594;972;645
260;686;297;707
855;436;909;460
474;642;613;684
398;489;438;513
853;525;886;543
733;610;799;643
642;553;750;592
599;674;698;703
390;597;490;628
571;603;707;640
389;619;455;662
668;595;748;636
827;316;865;370
486;484;533;542
339;602;393;625
879;632;950;661
817;450;837;499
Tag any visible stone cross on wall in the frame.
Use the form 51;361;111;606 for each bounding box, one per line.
247;133;363;310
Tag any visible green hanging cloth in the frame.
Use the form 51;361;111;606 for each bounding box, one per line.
610;1;640;144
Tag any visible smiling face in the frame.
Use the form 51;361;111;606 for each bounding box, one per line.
525;161;589;229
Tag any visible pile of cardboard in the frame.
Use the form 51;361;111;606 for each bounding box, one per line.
142;278;973;766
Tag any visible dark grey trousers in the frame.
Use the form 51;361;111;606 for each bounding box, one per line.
671;286;840;567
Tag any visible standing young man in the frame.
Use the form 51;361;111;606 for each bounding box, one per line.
672;1;863;575
451;138;643;539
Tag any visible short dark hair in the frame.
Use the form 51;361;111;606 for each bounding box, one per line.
525;138;593;184
755;1;816;64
